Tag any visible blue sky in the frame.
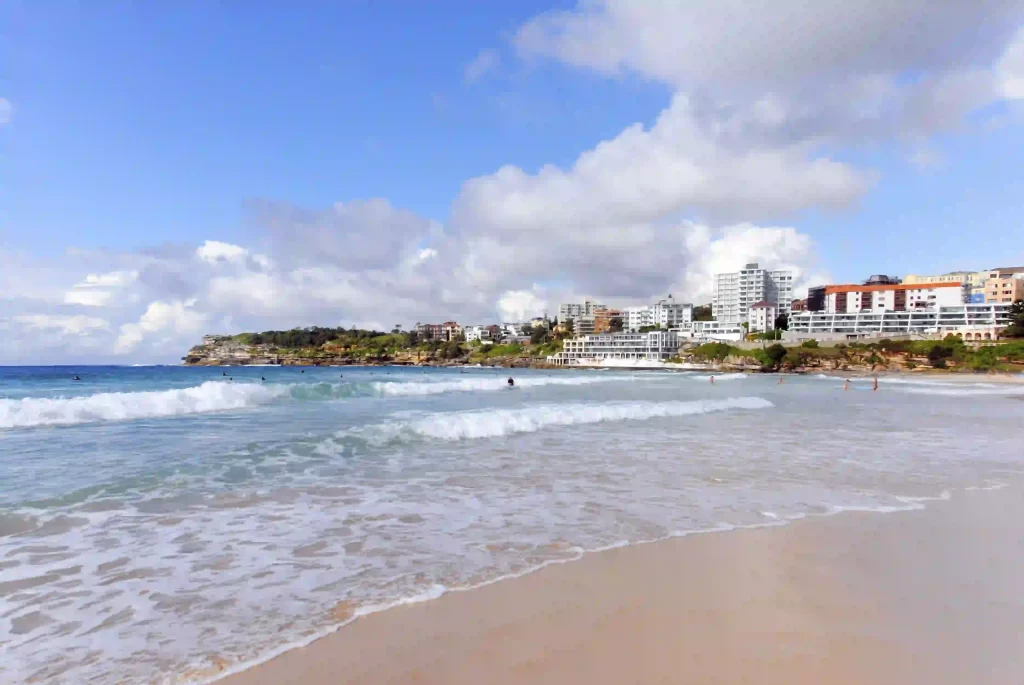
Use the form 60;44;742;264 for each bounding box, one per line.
2;1;1024;362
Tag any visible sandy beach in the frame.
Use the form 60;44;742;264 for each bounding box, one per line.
220;485;1024;685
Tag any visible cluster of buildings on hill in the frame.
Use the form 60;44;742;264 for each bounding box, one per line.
415;263;1022;365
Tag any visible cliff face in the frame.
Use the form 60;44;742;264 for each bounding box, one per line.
182;335;551;367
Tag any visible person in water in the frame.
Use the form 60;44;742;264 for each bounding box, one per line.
709;375;715;385
72;375;81;381
844;379;850;391
873;377;879;392
507;377;515;387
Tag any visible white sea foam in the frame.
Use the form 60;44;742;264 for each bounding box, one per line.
371;375;632;396
0;381;286;429
399;397;773;440
898;386;1024;397
688;372;748;381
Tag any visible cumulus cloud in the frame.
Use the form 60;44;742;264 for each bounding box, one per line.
5;1;1023;364
13;314;110;336
464;49;500;84
115;299;210;354
516;0;1024;93
64;270;139;307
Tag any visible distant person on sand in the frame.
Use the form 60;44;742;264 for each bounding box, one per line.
507;377;515;387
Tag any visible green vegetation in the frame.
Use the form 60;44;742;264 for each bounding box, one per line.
1002;300;1024;338
687;335;1024;373
202;325;562;366
693;304;713;321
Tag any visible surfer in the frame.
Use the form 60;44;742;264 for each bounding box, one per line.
507;377;515;388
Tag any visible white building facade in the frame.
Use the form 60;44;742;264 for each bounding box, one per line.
786;303;1012;340
558;300;606;322
713;263;793;324
823;283;962;314
623;296;693;331
548;331;680;365
463;325;492;343
747;301;777;333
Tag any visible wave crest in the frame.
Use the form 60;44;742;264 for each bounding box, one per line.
0;382;286;429
340;396;773;442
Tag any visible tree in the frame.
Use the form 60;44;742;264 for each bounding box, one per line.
693;304;713;321
609;316;623;333
530;327;550;345
638;325;659;333
774;313;789;331
1003;300;1024;338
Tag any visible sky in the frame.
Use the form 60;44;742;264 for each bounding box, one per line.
2;0;1024;364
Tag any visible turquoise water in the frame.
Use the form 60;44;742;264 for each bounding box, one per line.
1;365;1022;683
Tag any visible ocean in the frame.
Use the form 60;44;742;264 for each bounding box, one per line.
1;365;1022;684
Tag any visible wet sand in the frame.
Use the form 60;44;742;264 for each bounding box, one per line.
221;486;1024;685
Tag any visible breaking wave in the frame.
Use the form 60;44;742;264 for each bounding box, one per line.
0;382;287;429
371;375;629;396
336;397;774;443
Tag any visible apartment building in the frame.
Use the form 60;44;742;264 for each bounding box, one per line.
787;303;1012;340
463;325;493;343
748;301;777;333
623;296;693;331
547;330;680;365
822;282;962;313
558;300;606;322
905;270;987;302
984;268;1024;303
712;263;793;324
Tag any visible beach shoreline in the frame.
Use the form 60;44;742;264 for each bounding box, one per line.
216;484;1024;685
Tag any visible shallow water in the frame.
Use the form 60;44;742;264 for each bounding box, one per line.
1;366;1021;683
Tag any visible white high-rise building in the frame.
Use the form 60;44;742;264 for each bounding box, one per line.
558;300;606;322
712;263;793;324
624;296;693;331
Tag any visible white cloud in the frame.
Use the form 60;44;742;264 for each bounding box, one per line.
0;98;11;125
516;1;1024;94
464;49;500;84
115;299;209;354
64;270;139;307
12;314;110;336
497;289;549;322
196;240;248;264
997;26;1024;98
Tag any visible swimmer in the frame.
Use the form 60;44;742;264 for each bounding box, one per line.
261;376;266;381
72;375;81;381
507;377;515;387
710;375;715;385
844;379;850;391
